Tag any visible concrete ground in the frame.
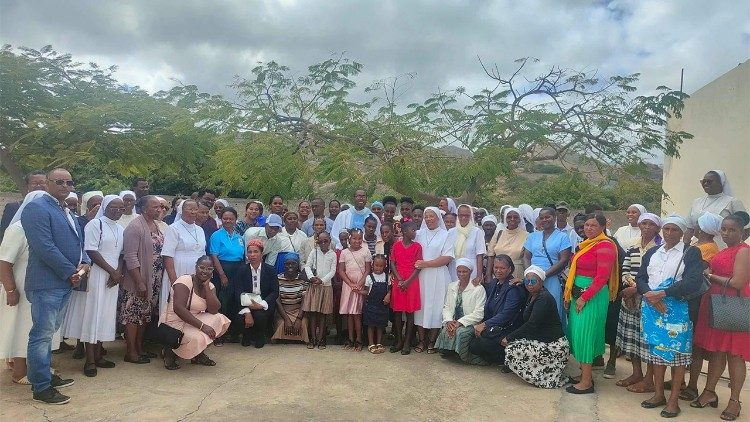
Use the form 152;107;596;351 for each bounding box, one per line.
0;340;744;422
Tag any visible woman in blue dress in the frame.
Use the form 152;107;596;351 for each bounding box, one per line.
523;207;572;331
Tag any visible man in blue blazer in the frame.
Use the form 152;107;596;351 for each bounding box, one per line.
21;168;90;405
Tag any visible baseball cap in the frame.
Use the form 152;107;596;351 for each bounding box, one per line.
266;214;283;228
555;201;570;211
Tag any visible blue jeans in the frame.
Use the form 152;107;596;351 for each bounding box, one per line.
26;288;71;393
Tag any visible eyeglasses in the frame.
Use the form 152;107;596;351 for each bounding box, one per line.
161;205;170;210
523;278;538;286
50;179;75;187
197;265;214;272
699;179;715;185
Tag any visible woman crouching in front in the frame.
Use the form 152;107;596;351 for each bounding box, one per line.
162;256;231;370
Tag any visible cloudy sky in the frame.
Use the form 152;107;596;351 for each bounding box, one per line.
2;0;748;106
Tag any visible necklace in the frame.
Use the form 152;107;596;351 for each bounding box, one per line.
424;230;441;247
103;219;120;249
180;221;200;247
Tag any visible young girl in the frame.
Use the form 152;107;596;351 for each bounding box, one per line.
302;231;336;349
389;222;423;355
362;255;391;354
332;229;349;343
337;229;372;351
363;216;379;255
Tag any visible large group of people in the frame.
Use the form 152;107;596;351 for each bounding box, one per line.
0;168;748;420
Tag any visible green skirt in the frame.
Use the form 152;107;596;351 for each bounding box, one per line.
568;275;609;364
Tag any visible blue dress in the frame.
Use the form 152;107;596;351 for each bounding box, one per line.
523;231;572;331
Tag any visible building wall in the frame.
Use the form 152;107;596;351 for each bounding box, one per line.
663;60;750;216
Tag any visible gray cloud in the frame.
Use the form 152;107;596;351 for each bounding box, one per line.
1;0;748;107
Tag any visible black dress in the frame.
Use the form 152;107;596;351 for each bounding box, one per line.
363;273;389;328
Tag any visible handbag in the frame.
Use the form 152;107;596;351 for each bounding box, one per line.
709;285;750;332
156;283;194;349
541;234;566;285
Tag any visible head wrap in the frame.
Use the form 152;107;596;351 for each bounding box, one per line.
662;214;688;232
524;265;547;281
499;205;511;221
710;169;733;196
419;206;447;232
66;192;79;201
481;215;498;225
174;199;186;222
629;204;647;215
638;213;662;228
503;207;521;221
533;207;542;223
517;204;535;227
455;257;474;271
118;190;136;200
95;194;121;220
370;201;383;210
697;212;723;237
283;252;301;263
10;191;50;226
446;198;457;214
454;204;477;257
246;238;264;252
81;191;104;215
215;199;229;207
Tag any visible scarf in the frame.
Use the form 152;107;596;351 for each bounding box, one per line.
564;231;620;303
454;204;476;257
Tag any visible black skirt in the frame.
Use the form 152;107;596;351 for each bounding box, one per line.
363;281;389;328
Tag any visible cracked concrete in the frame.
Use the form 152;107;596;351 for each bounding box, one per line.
0;341;741;421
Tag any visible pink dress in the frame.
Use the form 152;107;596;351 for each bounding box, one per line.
164;275;231;359
694;243;750;361
390;240;422;312
338;247;372;315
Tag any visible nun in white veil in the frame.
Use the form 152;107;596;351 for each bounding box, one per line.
686;169;746;248
0;191;62;384
413;206;455;353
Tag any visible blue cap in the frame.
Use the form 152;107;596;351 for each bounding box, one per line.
266;214;283;228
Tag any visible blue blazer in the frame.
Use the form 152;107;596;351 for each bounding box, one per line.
21;194;89;291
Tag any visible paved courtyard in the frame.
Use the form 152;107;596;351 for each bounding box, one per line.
0;340;741;421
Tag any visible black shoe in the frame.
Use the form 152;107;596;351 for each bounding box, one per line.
51;374;74;389
660;408;680;418
642;399;668;409
499;364;512;374
254;342;265;349
83;363;97;378
33;387;71;405
566;384;595;395
71;346;84;360
95;359;116;368
241;337;253;347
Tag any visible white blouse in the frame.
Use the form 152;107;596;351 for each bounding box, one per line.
304;248;337;286
646;242;686;290
162;221;206;258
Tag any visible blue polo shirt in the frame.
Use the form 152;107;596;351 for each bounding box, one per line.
209;227;245;262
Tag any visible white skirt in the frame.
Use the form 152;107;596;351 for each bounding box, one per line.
414;266;451;329
61;265;119;343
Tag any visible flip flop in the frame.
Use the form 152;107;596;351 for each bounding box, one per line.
191;353;216;366
368;345;379;354
413;345;425;353
426;347;437;354
616;377;643;387
12;376;30;385
627;382;655;394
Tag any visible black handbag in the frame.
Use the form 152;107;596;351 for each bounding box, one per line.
709;285;750;332
155;283;194;349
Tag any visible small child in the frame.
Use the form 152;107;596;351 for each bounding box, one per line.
302;231;337;349
337;228;372;351
389;222;423;355
363;216;379;255
362;254;391;354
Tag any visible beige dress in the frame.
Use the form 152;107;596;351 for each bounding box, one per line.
164;275;230;359
487;227;528;279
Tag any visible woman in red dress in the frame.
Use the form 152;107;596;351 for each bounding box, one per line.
389;221;422;354
692;214;749;421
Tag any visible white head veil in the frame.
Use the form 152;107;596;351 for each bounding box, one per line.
517;204;535;228
419;206;447;231
710;169;733;196
174;199;187;223
80;191;104;215
95;194;122;220
445;198;458;214
118;190;136;200
10;191;50;226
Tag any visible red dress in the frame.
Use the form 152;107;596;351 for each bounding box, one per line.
694;243;750;361
390;240;422;312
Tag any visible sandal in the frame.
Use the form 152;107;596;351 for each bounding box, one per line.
191;353;216;366
343;340;353;350
691;389;719;409
317;339;327;350
368;344;379;354
12;376;30;385
720;398;742;421
376;344;386;353
353;341;362;352
124;355;151;364
678;386;699;401
627;380;655;394
164;358;180;370
413;343;426;353
307;341;316;350
616;376;643;387
426;346;437;354
142;351;158;359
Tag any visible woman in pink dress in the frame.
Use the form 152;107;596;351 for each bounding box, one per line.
692;214;749;421
389;221;422;354
337;229;372;351
162;256;231;370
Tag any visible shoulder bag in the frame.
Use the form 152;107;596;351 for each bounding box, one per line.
541;233;567;285
679;246;711;301
156;282;194;349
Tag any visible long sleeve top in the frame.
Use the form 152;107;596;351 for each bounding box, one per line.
505;288;564;343
636;243;704;300
572;240;617;302
442;281;487;327
304;248;337;286
482;279;526;330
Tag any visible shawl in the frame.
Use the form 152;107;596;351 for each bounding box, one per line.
564;231;619;302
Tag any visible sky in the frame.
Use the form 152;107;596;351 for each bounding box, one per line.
2;0;748;113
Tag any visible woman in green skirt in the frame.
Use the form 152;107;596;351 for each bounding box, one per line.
564;213;619;394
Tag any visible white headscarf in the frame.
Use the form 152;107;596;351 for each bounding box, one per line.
454;204;477;257
481;215;498;225
662;214;688;232
80;191;104;215
419;206;447;232
94;194;121;220
118;190;136;200
455;257;474;271
446;198;458;214
499;205;512;222
638;213;662;227
697;212;723;237
174;199;186;222
630;204;647;215
216;199;229;207
533;208;542;223
66;192;79;201
710;169;733;196
518;204;535;228
503;207;521;221
10;191;50;226
524;265;547;281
